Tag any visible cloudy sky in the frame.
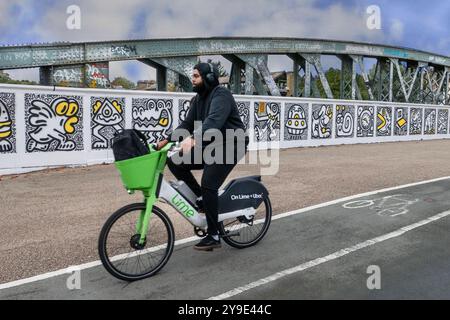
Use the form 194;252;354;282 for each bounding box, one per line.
1;0;449;82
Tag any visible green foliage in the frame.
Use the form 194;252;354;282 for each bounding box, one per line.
0;71;37;85
111;76;136;89
312;68;370;100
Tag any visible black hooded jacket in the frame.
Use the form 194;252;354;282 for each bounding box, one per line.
169;64;246;145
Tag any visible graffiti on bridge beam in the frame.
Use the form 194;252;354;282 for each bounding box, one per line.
86;63;110;88
110;45;137;57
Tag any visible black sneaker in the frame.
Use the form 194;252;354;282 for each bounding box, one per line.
193;234;221;251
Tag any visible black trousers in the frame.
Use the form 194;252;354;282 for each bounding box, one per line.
167;139;248;235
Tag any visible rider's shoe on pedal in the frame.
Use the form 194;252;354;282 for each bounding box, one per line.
194;234;221;251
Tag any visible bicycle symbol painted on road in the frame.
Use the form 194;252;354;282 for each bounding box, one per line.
342;194;419;217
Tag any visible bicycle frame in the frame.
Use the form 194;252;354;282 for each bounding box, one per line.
134;142;256;244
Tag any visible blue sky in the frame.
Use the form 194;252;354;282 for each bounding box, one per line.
1;0;449;82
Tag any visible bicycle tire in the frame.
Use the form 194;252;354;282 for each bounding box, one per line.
219;196;272;249
98;203;175;281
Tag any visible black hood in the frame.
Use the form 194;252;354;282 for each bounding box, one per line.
193;62;219;95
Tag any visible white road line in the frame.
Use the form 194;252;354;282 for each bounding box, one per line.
208;209;450;300
271;175;450;221
1;175;449;291
0;235;199;291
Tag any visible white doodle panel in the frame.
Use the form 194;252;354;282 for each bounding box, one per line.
24;93;83;152
253;101;280;142
0;92;16;153
335;105;355;138
394;107;408;136
236;101;250;131
424;108;436;135
132;98;173;143
178;99;191;124
357;105;375;137
376;106;392;137
284;103;308;141
311;104;333;139
409;108;423;135
90;97;125;149
437;109;449;135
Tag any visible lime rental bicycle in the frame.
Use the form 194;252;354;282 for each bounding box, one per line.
98;142;272;281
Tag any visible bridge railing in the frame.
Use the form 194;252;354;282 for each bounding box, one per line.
0;83;449;175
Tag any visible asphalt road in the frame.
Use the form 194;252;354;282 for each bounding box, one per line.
4;139;450;285
2;179;450;299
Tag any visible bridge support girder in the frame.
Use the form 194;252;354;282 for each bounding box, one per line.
223;54;245;95
338;55;357;100
419;65;449;105
299;53;333;99
287;53;311;98
145;56;197;92
235;54;281;96
39;62;110;88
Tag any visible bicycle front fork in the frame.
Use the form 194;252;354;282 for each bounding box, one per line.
136;193;157;245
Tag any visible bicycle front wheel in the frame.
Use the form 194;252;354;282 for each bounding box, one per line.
98;203;175;281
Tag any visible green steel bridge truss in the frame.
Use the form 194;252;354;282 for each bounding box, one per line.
1;37;449;104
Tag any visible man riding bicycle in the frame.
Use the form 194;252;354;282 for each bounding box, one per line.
156;62;249;251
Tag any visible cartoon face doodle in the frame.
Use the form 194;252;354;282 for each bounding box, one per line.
410;108;423;135
0;99;13;152
179;100;190;123
311;104;332;139
237;101;250;130
335;105;354;138
284;103;308;141
376;107;392;136
26;97;81;152
286;105;307;135
424;109;436;135
394;108;408;136
132;99;173;143
93;99;123;126
357;106;374;137
91;98;125;149
437;109;448;134
254;102;280;142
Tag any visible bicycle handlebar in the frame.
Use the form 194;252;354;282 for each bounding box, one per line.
149;141;182;158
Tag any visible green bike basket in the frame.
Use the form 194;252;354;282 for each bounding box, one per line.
115;151;161;190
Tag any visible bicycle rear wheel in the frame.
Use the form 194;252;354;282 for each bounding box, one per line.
219;196;272;249
98;203;175;281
